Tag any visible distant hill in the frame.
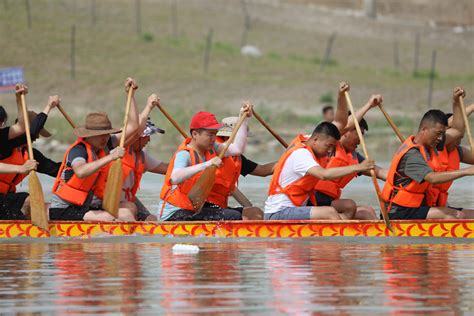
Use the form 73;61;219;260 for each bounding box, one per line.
0;0;472;160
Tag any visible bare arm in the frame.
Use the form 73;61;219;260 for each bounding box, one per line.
361;165;387;181
149;162;169;175
342;95;382;135
0;160;37;174
461;146;474;164
424;166;474;184
72;147;124;179
220;118;249;157
7;85;27;139
250;161;276;177
332;82;350;133
127;94;157;145
445;87;466;146
114;78;139;147
219;102;252;157
307;159;374;180
170;158;220;184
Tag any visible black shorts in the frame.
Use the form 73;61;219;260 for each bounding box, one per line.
0;192;29;220
315;192;334;207
49;205;89;221
166;203;242;221
386;205;430;220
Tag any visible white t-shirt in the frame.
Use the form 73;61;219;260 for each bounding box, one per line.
264;148;319;213
121;150;162;201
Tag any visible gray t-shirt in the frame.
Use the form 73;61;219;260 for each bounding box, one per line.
394;148;433;187
387;147;433;210
50;139;114;209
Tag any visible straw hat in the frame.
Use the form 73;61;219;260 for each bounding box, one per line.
216;116;251;137
73;112;121;138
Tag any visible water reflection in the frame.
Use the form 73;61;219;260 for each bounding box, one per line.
0;240;473;314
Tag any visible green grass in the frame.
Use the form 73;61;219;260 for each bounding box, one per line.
0;0;472;160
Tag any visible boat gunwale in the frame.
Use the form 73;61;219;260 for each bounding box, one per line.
0;219;473;225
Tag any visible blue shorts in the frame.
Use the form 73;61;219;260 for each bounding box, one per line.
264;206;312;220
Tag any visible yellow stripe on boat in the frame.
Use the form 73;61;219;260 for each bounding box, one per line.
0;220;473;238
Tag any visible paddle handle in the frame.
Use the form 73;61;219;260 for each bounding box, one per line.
345;92;394;233
459;96;474;156
57;104;77;128
119;87;134;148
218;113;247;159
156;102;188;138
378;104;405;143
20;94;34;159
253;110;288;148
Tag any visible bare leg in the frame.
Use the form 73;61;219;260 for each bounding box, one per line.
145;214;157;221
242;207;263;220
117;201;137;221
427;207;465;220
459;208;474;219
21;196;31;219
331;199;356;220
354;205;377;220
310;206;341;220
84;210;116;221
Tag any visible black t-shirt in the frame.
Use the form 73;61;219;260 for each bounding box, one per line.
240;155;258;177
0;113;48;160
0;127;11;158
33;148;61;177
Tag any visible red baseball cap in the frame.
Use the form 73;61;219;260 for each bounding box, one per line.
189;111;224;130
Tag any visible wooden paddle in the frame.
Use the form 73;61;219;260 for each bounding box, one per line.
102;87;134;216
378;103;405;143
253;109;289;148
156;101;253;208
459;96;474;156
20;94;49;231
187;113;248;211
345;92;394;234
57;104;76;128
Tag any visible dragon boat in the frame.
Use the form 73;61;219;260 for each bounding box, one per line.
0;219;472;239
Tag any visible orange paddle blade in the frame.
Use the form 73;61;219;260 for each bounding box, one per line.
102;159;123;217
187;165;217;212
28;171;49;231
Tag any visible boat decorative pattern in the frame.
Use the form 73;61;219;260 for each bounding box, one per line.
0;220;472;238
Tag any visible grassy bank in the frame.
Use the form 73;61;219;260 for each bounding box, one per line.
0;0;472;161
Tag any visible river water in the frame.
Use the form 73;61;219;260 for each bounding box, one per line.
1;165;473;314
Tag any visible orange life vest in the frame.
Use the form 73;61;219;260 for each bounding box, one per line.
0;147;29;194
314;141;359;199
426;146;460;207
206;138;242;208
52;139;107;206
122;148;146;202
268;141;320;207
93;146;146;202
381;135;432;208
160;138;216;212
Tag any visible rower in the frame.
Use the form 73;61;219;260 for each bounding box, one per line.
264;121;374;220
120;117;168;221
426;101;474;208
0;93;61;220
158;103;251;221
314;95;389;220
50;78;140;222
209;116;276;220
382;87;474;220
322;105;335;122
